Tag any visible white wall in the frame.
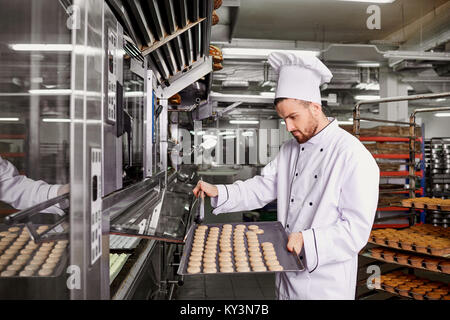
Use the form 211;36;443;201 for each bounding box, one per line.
416;113;450;139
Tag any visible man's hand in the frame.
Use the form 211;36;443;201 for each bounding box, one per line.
193;180;218;199
287;232;304;255
57;184;70;196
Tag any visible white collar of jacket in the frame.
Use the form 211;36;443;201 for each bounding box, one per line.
300;117;337;146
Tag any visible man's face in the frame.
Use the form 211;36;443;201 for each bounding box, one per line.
276;98;320;144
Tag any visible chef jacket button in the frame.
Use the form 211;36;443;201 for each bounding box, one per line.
287;224;290;228
291;198;294;202
300;255;303;260
320;148;323;152
295;172;298;176
301;147;304;151
309;202;313;206
314;175;317;179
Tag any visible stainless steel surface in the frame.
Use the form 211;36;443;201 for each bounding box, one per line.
144;69;156;177
103;8;124;197
155;57;213;99
4;193;68;225
70;0;110;299
112;239;157;300
178;221;305;276
110;186;195;243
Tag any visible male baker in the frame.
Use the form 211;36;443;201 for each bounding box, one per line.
193;52;379;299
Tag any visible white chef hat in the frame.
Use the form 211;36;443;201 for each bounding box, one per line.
268;52;333;105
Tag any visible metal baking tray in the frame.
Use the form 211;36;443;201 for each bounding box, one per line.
178;221;305;276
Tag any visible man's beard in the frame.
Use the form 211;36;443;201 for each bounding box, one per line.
291;121;319;144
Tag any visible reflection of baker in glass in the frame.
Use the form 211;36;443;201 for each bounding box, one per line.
193;52;380;300
0;156;68;215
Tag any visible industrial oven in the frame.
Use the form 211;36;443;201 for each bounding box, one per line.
0;0;213;299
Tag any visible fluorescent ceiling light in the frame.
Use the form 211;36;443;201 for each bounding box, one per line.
42;118;71;123
242;131;254;137
29;89;72;95
222;80;249;88
203;135;218;140
222;48;320;59
223;135;236;140
229;120;259;124
435;113;450;117
338;121;354;125
337;0;395;3
259;92;275;97
436;98;446;102
219;131;235;136
0;117;19;121
189;131;205;136
354;95;380;101
10;44;73;51
355;83;380;91
357;62;381;67
124;91;144;98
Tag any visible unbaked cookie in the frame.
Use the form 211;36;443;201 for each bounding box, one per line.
264;254;278;261
219;261;233;268
203;268;217;274
261;242;274;247
234;255;248;262
265;259;280;267
218;256;232;263
203;256;216;263
220;267;234;273
250;261;265;268
235;261;249;268
1;270;16;277
252;266;267;272
38;268;53;276
187;267;201;274
268;265;283;271
188;260;202;268
189;255;202;262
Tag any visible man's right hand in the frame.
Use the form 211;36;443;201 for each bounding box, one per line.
193;180;218;199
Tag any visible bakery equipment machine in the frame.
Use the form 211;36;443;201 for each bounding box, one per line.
0;0;214;300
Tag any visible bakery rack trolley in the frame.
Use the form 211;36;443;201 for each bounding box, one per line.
353;92;450;228
353;91;450;300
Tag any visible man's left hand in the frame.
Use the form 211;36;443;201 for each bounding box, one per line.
287;232;304;255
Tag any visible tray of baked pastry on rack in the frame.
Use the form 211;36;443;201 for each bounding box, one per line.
0;224;68;278
178;221;305;275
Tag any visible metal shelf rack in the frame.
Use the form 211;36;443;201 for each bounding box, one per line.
353;91;450;300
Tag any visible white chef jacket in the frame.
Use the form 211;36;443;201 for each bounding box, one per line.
0;156;64;214
211;118;380;300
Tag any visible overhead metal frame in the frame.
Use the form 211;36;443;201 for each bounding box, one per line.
108;0;213;89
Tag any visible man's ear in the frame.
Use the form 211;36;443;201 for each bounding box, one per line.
310;102;322;115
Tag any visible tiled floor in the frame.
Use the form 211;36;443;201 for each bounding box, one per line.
174;273;277;300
